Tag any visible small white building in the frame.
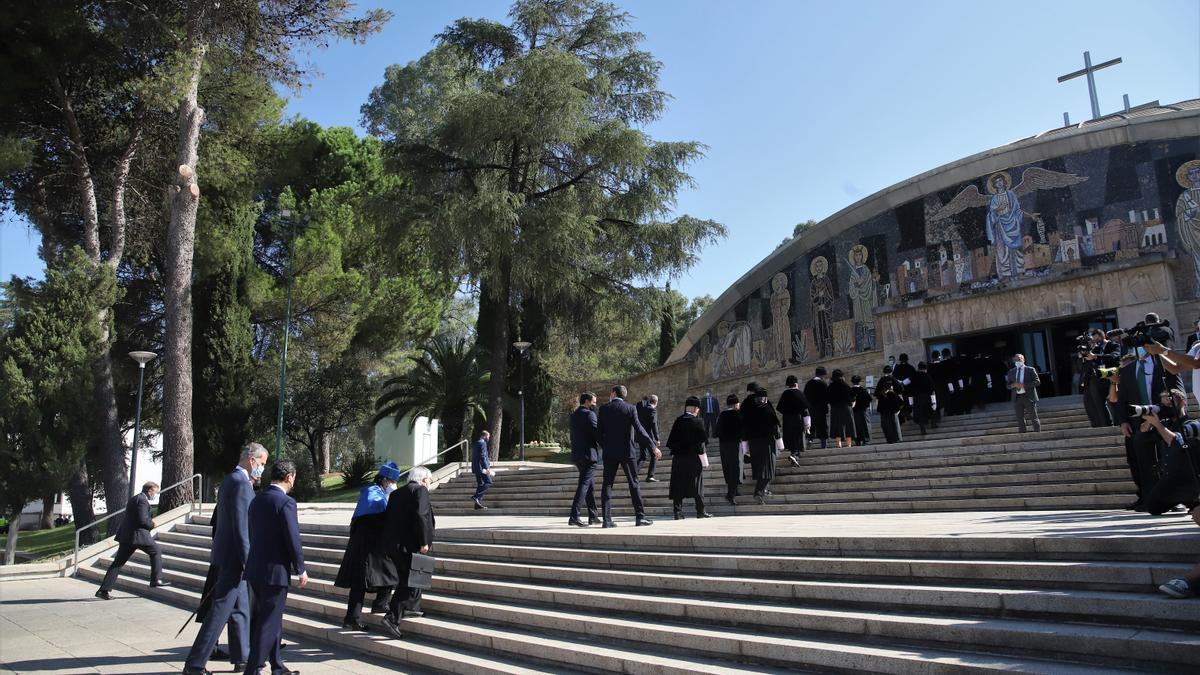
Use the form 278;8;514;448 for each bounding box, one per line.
17;429;163;528
373;415;440;470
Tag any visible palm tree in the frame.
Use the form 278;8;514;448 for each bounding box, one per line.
372;336;490;463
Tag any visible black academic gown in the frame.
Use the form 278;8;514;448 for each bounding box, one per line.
775;387;810;454
741;398;781;482
334;511;397;591
802;379;829;439
715;408;744;492
666;413;707;503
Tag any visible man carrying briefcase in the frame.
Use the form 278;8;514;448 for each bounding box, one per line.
380;465;436;639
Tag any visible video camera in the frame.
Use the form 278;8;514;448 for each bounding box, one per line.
1107;318;1174;350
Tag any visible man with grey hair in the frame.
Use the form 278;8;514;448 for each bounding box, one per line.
380;465;436;638
183;443;267;675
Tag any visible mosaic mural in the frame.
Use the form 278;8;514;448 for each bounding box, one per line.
685;139;1200;387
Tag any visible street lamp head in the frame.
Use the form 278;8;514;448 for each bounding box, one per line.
513;341;532;353
128;351;157;367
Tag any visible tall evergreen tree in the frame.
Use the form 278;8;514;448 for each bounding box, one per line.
362;0;724;458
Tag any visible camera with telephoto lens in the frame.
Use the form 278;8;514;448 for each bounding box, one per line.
1110;318;1174;349
1129;404;1161;417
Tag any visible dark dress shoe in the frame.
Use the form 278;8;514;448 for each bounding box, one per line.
151;580;172;588
402;610;424;619
696;511;714;518
588;516;601;525
673;511;684;520
568;518;588;527
635;517;653;526
232;663;245;672
341;618;368;630
724;496;736;506
180;668;211;675
646;476;659;482
602;520;616;528
754;493;766;505
473;500;487;510
94;590;111;600
381;613;403;639
1125;501;1144;511
787;455;801;467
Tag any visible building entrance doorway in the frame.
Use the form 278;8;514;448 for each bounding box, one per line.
928;310;1118;401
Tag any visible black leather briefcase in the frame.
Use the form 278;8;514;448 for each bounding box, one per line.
407;552;435;589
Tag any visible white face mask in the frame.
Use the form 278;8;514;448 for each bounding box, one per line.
384;483;397;495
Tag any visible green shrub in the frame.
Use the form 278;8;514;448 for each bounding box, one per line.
340;450;378;490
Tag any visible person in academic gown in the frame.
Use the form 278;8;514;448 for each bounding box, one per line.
715;394;744;504
892;354;917;422
850;375;873;446
776;375;810;467
875;365;905;444
827;369;856;448
666;396;713;520
909;362;937;434
335;461;402;629
802;368;830;448
741;387;781;504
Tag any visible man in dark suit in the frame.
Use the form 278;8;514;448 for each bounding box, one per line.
699;389;720;438
183;443;268;675
470;430;493;510
1185;318;1200;351
568;392;601;527
96;481;168;600
242;461;306;675
381;466;436;638
1118;346;1183;509
636;395;661;481
1006;354;1042;433
598;385;656;528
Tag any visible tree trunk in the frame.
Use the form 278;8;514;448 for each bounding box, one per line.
160;33;207;511
441;405;467;463
479;272;511;462
308;433;324;494
93;340;128;534
66;459;98;546
320;433;332;474
4;516;18;566
39;495;55;530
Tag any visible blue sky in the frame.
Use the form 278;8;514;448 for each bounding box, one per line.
2;0;1198;302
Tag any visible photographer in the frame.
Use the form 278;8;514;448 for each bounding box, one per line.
1158;507;1200;599
1079;328;1120;427
1133;392;1200;515
1118;341;1183;511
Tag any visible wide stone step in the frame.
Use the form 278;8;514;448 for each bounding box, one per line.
151;532;1193;611
86;552;1193;673
72;555;1062;675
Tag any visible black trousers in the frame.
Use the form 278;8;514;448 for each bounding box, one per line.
1126;430;1161;500
602;456;646;521
388;552;423;618
99;540;161;591
879;410;901;444
244;582;288;675
1084;378;1113;427
570;460;599;521
344;584;392;622
638;443;657;478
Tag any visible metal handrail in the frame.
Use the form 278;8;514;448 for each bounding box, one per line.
72;473;202;576
395;439;469;482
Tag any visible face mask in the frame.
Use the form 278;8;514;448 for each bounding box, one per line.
251;462;264;479
1135;347;1148;360
384;483;397;495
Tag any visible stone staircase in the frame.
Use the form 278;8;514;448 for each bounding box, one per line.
430;399;1136;517
72;398;1200;673
76;510;1200;673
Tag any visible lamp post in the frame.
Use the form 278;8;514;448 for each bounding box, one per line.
513;341;532;462
274;210;308;458
127;351;157;497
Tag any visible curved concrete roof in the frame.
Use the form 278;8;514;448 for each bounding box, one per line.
667;100;1200;364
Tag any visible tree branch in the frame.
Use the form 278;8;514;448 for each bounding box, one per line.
106;106;145;269
51;78;101;262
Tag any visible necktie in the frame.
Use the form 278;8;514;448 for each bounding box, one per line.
1136;360;1149;404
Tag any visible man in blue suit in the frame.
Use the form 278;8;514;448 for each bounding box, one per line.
96;480;168;600
597;385;656;528
183;443;268;675
242;460;306;675
568;392;600;527
470;430;493;510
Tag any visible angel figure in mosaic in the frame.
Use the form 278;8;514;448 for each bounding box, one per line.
930;167;1087;279
1174;160;1200;292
